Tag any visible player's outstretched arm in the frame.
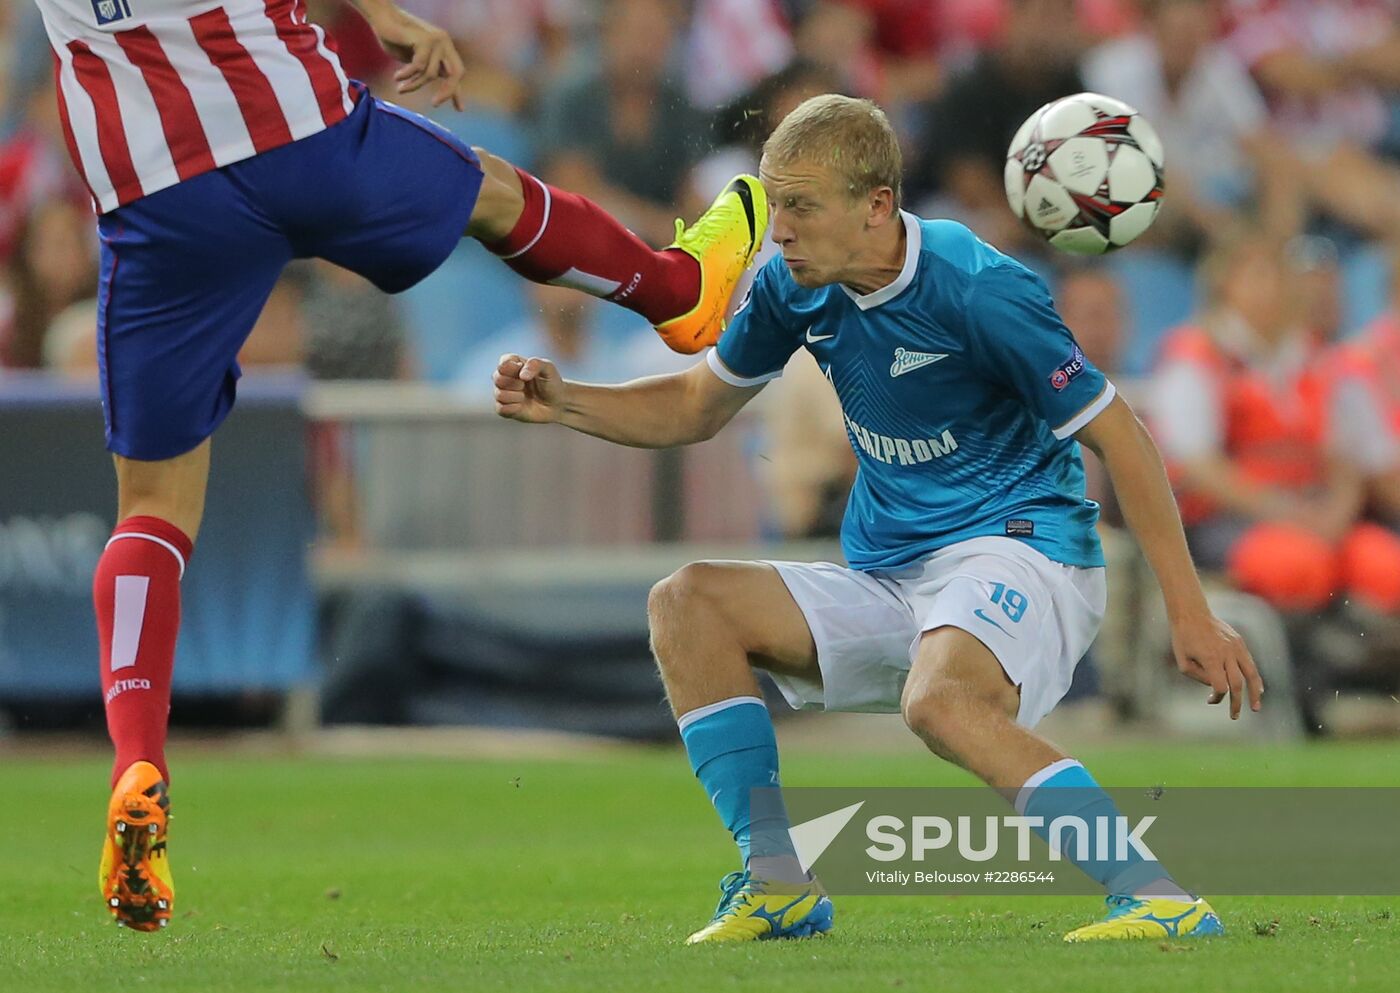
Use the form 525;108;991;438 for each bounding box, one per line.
492;354;760;449
1076;394;1265;720
347;0;465;109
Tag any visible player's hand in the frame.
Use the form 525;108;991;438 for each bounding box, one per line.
363;3;465;110
494;354;566;424
1169;611;1264;720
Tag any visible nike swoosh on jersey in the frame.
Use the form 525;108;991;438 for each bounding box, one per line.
805;327;835;343
973;608;1015;638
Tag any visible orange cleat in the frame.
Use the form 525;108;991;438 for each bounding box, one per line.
98;761;174;931
655;175;769;354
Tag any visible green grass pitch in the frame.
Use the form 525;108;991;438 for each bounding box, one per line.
4;739;1398;992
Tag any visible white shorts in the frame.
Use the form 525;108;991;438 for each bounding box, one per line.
765;536;1107;728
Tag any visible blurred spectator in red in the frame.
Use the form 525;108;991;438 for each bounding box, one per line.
1151;235;1400;614
0;198;97;369
0;78;82;262
1077;0;1138;38
910;0;1086;248
536;0;709;246
686;0;795;109
792;2;884;101
1227;0;1400;238
1083;0;1303;249
1330;252;1400;531
1057;266;1126;526
844;0;946;106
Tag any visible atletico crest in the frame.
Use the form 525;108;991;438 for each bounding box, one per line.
92;0;133;27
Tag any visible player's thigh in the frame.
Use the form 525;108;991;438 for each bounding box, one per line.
902;541;1105;728
97;171;291;465
904;626;1020;723
760;559;919;712
266;94;485;294
650;560;818;680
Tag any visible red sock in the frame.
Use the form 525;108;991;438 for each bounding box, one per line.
485;167;700;325
94;516;193;788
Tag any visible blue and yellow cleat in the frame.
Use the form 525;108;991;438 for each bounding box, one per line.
1064;894;1225;942
686;870;833;944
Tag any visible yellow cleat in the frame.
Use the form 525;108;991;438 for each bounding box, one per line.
685;870;833;944
655;175;769;354
99;761;174;932
1064;894;1225;942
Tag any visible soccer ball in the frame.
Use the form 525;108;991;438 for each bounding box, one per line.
1004;92;1165;255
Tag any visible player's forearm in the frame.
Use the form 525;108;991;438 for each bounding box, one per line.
1086;404;1212;620
558;376;719;449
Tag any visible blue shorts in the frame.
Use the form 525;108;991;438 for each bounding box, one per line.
96;85;483;460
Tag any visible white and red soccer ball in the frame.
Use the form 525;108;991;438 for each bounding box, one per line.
1004;92;1165;255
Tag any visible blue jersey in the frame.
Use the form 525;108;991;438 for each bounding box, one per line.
710;212;1113;571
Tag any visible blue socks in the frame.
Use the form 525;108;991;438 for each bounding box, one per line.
678;696;801;874
679;707;1174;898
1017;758;1187;899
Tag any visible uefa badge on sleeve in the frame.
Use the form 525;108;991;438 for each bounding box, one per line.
1048;346;1086;392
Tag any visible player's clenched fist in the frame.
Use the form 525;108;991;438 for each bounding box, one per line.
494;354;565;423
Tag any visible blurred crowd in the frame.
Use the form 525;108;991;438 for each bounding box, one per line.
6;1;1400;713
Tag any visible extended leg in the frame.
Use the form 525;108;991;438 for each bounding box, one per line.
465;148;766;353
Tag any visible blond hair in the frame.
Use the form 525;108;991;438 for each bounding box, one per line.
762;94;902;206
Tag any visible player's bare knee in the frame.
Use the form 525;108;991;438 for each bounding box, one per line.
648;562;756;654
648;562;723;627
900;682;964;753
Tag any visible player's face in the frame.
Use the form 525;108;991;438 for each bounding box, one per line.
759;154;875;289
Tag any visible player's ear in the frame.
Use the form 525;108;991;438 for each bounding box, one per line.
866;186;897;227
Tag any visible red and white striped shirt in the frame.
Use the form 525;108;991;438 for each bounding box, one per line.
37;0;355;213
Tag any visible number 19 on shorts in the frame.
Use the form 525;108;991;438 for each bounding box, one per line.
988;583;1028;623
